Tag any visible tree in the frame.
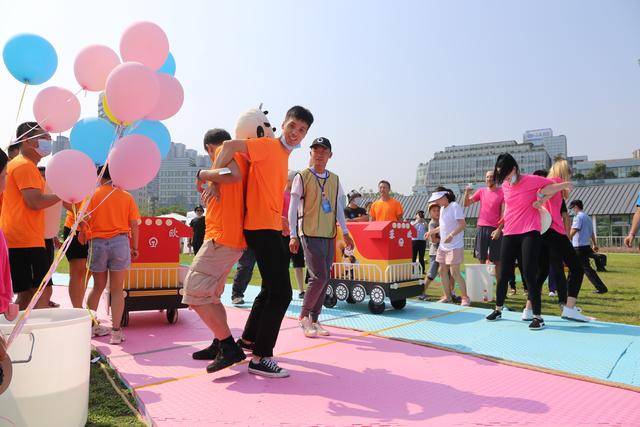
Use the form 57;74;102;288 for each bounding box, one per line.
585;162;616;180
157;205;187;216
573;173;586;180
629;171;640;178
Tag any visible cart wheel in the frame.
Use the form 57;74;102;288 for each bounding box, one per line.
324;294;338;308
368;299;385;314
391;299;407;310
121;311;129;327
350;284;366;303
167;308;179;324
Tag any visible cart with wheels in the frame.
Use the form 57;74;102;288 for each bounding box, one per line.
325;221;424;314
118;216;193;326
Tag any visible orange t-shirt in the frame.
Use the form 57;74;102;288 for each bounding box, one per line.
370;198;404;221
204;150;248;249
86;185;140;240
244;137;290;231
0;155;45;248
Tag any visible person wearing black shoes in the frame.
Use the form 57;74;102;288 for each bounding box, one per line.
569;200;608;294
215;106;314;378
485;154;572;330
183;129;249;372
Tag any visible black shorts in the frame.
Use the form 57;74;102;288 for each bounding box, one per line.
63;227;88;261
282;236;305;268
474;226;502;263
8;246;49;293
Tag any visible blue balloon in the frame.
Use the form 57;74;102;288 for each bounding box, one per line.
124;120;171;159
3;33;58;85
158;52;176;76
70;118;117;164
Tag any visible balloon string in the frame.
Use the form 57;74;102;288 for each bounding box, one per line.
14;83;27;123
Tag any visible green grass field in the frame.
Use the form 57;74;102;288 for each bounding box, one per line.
70;251;637;425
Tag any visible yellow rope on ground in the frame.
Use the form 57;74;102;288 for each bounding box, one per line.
97;359;149;426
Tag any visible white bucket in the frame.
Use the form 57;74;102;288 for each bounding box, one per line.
465;264;494;303
0;308;91;427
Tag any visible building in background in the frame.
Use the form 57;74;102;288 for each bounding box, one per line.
573;155;640;179
523;128;567;160
412;140;551;194
52;135;70;154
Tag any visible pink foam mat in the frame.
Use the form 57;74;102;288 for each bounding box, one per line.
50;286;640;425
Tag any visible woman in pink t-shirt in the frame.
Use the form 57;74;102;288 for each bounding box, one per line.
526;161;590;323
0;149;18;323
485;154;571;330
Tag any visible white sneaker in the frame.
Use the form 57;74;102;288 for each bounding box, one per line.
522;308;534;321
549;291;556;297
313;322;330;336
92;324;110;337
109;328;125;345
561;306;592;323
299;316;317;338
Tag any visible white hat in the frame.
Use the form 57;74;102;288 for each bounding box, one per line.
428;191;448;203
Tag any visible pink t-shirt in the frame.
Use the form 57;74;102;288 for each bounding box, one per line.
0;230;12;314
502;174;554;236
544;176;565;235
471;187;504;228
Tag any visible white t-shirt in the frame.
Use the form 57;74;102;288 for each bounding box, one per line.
43;184;63;239
439;201;465;251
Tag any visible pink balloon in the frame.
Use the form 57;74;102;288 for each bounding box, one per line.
108;134;160;190
105;62;159;123
45;150;97;203
74;45;120;91
146;74;184;120
120;21;169;71
33;87;81;133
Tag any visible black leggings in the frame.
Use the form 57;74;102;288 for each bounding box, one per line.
536;230;584;305
496;231;542;314
412;240;426;273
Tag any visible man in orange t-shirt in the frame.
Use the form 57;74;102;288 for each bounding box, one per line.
369;180;404;221
214;106;314;378
182;128;250;373
0;122;59;310
84;165;140;345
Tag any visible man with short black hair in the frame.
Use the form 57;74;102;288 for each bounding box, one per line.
1;122;60;310
344;190;368;222
369;180;403;221
569;200;608;294
214;105;314;378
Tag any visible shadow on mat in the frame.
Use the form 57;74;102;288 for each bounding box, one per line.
218;358;549;422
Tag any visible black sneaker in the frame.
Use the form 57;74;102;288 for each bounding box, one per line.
417;294;428;301
192;339;219;360
237;338;254;352
593;288;608;294
298;291;306;299
206;342;246;373
248;357;289;378
529;317;545;330
486;310;502;321
451;295;462;304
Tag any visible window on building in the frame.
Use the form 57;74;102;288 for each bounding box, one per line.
595;215;610;237
611;214;631;237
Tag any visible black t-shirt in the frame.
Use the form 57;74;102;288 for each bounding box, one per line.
344;206;367;220
560;200;568;214
190;216;206;245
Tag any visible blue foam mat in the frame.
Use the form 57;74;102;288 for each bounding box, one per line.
222;284;640;388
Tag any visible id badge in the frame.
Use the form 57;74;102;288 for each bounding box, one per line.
321;197;332;213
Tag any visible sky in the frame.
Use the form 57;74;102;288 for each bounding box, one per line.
1;0;639;194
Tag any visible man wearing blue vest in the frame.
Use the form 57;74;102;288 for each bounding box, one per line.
288;137;353;338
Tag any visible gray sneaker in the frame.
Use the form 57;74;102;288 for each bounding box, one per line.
232;296;244;305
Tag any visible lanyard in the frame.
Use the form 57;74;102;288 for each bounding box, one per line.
309;168;328;197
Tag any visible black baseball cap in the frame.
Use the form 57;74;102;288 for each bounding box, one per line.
310;137;331;151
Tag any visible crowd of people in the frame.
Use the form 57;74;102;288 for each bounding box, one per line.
0;106;620;381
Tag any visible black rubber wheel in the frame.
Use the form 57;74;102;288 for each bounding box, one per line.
368;299;385;314
167;308;179;324
391;299;407;310
121;311;129;327
346;295;357;304
324;294;338;308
